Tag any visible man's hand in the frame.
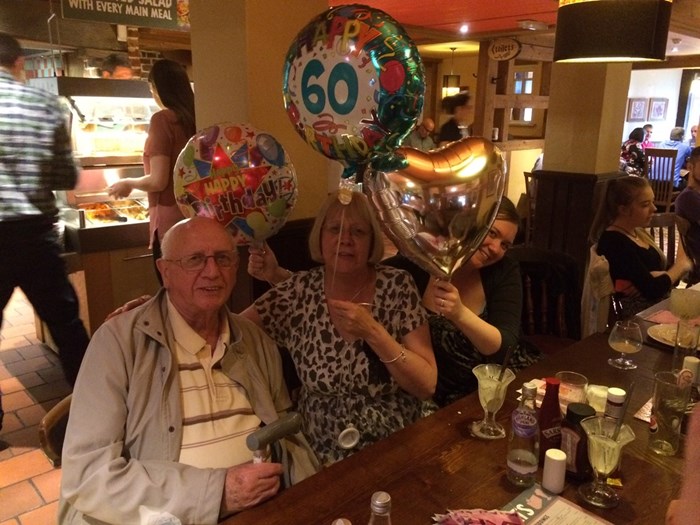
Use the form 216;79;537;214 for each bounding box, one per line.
220;462;284;516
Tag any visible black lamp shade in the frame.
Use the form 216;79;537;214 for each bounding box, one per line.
554;0;672;62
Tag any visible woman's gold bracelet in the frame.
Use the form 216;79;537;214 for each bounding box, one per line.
380;346;407;364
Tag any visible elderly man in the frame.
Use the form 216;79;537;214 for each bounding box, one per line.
403;117;436;151
659;126;693;190
59;217;318;525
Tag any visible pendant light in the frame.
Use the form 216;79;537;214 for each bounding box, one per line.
553;0;672;63
442;47;460;98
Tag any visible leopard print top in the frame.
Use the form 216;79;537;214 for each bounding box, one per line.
254;265;429;465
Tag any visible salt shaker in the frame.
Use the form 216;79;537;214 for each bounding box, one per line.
542;448;567;494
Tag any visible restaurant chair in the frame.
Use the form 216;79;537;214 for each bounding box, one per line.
643;148;678;211
581;244;615;337
38;394;72;467
508;246;581;355
522;171;537;246
644;212;677;267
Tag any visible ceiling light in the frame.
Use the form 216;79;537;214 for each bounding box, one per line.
517;20;548;31
459;24;469;34
554;0;672;63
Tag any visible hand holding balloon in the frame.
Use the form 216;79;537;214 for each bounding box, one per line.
247;243;288;285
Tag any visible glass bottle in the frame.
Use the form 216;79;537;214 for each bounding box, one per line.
538;377;562;464
368;491;392;525
604;387;626;420
507;381;539;487
560;402;596;481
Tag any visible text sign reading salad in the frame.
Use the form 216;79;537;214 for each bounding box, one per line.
61;0;189;30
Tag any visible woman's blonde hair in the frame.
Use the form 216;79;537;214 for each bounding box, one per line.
308;191;385;264
589;176;653;243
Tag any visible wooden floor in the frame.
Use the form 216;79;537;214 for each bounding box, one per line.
0;289;69;525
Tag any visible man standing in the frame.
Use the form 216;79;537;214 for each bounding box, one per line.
674;147;700;284
59;217;318;524
404;118;436;152
659;127;692;190
99;53;134;79
0;33;89;389
689;124;697;148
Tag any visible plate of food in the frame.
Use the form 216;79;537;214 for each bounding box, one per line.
647;323;678;347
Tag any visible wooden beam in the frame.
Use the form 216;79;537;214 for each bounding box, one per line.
494;95;550;109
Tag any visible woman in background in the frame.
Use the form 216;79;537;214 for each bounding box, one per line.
590;177;690;316
620;127;646;175
437;90;471;147
109;59;196;275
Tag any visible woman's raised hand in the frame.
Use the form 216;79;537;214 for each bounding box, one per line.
248;243;285;284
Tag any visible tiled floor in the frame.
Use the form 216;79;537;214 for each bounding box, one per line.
0;289;70;525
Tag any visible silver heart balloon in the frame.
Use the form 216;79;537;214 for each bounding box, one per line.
366;137;506;280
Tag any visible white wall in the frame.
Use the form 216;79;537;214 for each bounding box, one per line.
624;69;683;144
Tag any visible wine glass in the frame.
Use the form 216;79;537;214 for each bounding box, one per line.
470;364;516;439
608;320;643;370
578;415;635;508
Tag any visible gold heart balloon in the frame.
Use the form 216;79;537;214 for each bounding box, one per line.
366;137;506;280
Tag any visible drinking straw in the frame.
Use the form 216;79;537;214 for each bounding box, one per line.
612;381;635;440
497;345;515;382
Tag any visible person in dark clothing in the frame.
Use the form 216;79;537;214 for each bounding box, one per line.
437;90;471;147
0;33;89;393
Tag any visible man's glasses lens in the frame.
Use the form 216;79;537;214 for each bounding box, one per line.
177;252;236;270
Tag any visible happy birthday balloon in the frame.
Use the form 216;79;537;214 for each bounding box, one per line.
365;137;506;280
174;123;298;245
282;4;425;178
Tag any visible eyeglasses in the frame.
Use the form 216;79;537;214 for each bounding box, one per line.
164;251;238;271
323;223;370;239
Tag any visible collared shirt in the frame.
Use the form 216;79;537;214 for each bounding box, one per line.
166;297;262;468
0;69;79;222
403;129;436;152
659;138;692;188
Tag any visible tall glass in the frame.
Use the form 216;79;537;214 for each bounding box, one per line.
578;416;635;508
608;320;643;370
471;364;516;440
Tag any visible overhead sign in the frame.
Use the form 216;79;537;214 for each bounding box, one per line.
61;0;190;31
488;38;522;61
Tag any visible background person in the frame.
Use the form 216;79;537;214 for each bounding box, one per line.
658;127;693;190
384;197;542;407
0;33;89;388
641;123;654;150
437;90;471;147
673;147;700;284
59;217;319;525
403;117;436;151
590;177;691;316
243;191;436;466
99;53;133;79
620;127;646;175
109;59;196;279
689;124;697;148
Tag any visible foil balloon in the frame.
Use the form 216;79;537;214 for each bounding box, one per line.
365;137;506;280
282;4;425;178
174;123;298;246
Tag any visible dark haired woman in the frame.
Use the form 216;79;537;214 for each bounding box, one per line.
620;127;646;175
109;59;196;270
385;197;542;407
437;90;471;147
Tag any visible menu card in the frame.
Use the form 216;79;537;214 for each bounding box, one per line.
501;484;613;524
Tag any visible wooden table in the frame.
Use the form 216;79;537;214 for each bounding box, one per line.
223;332;683;525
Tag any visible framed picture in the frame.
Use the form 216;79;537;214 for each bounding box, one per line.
626;98;648;122
648;98;668;121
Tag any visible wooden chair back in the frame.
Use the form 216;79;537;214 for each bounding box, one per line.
509;246;582;347
643;148;678;210
523;171;537;245
38;394;72;467
644;212;677;266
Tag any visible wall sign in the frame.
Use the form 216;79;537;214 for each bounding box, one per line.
487;38;522;61
61;0;189;30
